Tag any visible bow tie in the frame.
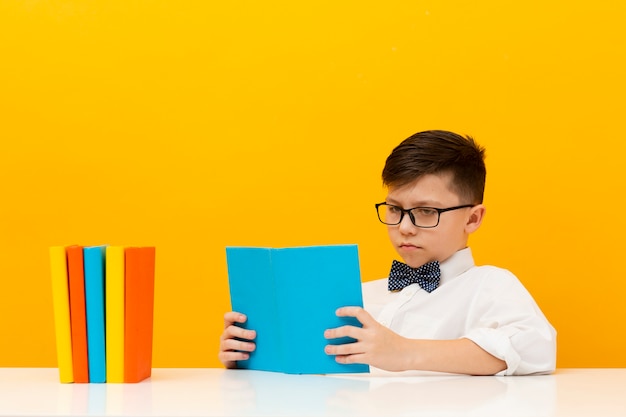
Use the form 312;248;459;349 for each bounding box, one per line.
388;260;441;293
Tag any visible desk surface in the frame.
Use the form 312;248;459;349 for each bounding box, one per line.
1;368;625;417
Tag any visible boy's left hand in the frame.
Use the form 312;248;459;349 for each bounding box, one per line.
324;306;411;371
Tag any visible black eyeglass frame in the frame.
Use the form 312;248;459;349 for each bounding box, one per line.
375;202;475;228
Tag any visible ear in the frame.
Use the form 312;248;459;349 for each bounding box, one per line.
465;204;486;234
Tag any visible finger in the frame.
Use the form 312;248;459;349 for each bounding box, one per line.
324;341;362;356
220;337;256;353
324;325;362;340
335;306;377;327
334;353;367;365
221;324;256;342
218;350;251;364
224;311;247;328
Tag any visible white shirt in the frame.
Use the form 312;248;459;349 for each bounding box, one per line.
362;247;557;376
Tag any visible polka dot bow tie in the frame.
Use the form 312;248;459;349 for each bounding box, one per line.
387;260;441;293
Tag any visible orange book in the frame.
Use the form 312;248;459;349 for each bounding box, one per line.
67;245;89;383
124;247;156;383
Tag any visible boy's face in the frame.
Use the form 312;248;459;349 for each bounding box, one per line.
384;172;484;268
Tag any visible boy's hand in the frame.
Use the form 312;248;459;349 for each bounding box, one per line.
324;307;508;374
218;311;256;369
324;306;411;371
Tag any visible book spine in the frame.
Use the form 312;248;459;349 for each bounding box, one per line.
49;246;74;383
67;245;89;383
83;246;107;383
123;247;156;383
105;246;125;383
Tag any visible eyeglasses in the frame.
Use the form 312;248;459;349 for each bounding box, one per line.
375;202;474;228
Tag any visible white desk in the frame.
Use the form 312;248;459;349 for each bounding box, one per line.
0;368;624;416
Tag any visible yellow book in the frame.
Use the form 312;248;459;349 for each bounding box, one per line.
106;246;125;383
49;246;73;383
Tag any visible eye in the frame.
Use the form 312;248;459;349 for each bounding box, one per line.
414;208;437;217
387;205;402;214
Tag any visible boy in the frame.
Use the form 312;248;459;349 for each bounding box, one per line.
218;130;556;375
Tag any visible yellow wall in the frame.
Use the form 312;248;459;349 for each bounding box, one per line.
1;1;625;368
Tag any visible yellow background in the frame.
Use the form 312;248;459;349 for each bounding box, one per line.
1;1;625;368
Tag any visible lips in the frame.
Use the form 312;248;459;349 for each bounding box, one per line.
399;243;420;250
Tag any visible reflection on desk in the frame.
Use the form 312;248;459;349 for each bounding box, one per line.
0;368;625;416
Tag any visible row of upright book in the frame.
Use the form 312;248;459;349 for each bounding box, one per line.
49;245;155;383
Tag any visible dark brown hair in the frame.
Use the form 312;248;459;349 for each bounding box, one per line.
382;130;486;204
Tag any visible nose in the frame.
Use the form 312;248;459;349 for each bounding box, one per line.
398;211;417;235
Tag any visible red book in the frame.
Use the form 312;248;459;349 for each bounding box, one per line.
67;245;89;383
124;247;156;383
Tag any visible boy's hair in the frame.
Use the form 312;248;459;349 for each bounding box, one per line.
382;130;486;204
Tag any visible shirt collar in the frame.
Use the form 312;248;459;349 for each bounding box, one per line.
439;247;475;286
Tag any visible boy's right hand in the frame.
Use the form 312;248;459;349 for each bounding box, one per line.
218;311;257;369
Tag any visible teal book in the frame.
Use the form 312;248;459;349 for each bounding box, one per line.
83;245;107;383
226;244;369;375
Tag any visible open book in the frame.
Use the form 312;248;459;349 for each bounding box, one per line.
226;244;369;374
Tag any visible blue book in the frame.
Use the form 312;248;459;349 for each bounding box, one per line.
83;245;107;383
226;244;369;374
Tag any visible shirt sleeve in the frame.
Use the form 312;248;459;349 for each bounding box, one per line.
462;267;557;375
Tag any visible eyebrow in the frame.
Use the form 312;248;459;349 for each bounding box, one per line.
385;197;443;207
